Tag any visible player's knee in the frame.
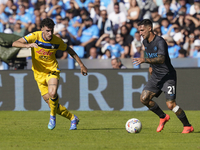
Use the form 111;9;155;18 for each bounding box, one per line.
48;91;57;99
166;100;176;110
167;104;173;110
140;95;149;105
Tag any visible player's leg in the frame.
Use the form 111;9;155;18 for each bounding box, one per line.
47;77;59;130
44;98;79;130
140;90;166;118
48;77;59;115
57;103;79;130
43;93;74;120
43;93;79;130
140;90;170;132
141;80;167;120
34;73;56;130
166;100;194;133
141;80;170;132
45;72;79;130
43;94;50;107
57;104;79;130
164;79;193;133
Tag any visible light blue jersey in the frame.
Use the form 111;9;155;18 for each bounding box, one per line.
0;13;9;23
161;24;174;35
69;16;82;31
4;7;13;16
107;44;124;58
100;0;111;8
193;50;200;58
15;13;31;28
168;45;180;58
80;24;99;43
67;25;78;43
75;0;93;10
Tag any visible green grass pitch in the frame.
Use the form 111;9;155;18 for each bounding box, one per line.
0;111;199;150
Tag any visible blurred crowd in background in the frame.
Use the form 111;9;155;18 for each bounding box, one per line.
0;0;200;70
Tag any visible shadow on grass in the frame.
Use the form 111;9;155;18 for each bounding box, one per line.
79;128;124;130
192;131;200;133
170;131;200;134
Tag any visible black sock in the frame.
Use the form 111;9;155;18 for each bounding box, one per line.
177;110;191;126
149;102;166;118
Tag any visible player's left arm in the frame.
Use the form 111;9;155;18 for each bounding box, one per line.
133;54;165;66
67;46;88;76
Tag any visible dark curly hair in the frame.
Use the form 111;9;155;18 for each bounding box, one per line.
137;19;152;27
40;18;55;29
137;19;153;32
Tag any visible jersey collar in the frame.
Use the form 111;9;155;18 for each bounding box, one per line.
148;34;156;43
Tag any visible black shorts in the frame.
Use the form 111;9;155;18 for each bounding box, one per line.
143;72;176;100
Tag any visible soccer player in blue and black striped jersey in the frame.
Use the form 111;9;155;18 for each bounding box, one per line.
133;19;193;133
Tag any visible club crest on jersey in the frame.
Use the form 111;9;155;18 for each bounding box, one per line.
154;46;157;51
51;44;55;49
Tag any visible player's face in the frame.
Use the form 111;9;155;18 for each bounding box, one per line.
138;25;151;40
41;26;54;41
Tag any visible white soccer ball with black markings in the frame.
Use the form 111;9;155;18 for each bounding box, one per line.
125;118;142;133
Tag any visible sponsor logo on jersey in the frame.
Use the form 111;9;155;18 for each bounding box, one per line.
36;49;53;56
145;52;158;58
26;33;32;37
154;46;157;51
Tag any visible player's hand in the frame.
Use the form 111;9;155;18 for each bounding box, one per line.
80;65;88;76
132;58;145;66
26;43;38;48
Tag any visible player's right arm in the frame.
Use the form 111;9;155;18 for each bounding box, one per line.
132;54;165;66
133;39;166;66
12;38;38;48
144;55;165;64
67;46;88;76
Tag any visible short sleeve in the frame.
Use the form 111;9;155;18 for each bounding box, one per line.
23;32;37;43
92;25;99;39
119;45;125;53
106;45;111;50
157;39;167;56
57;38;68;51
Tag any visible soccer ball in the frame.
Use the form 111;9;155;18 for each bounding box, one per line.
125;118;142;133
